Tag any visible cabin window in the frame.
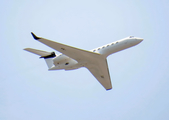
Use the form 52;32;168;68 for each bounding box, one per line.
116;42;118;44
93;50;96;52
102;47;105;49
98;48;100;50
107;45;109;47
111;43;114;45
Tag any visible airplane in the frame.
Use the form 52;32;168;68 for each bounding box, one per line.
24;32;143;90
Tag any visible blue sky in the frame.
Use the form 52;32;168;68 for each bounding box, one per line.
1;0;169;120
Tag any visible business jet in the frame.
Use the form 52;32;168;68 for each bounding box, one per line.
24;32;143;90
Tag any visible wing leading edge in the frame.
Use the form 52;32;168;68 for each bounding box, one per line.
31;32;112;90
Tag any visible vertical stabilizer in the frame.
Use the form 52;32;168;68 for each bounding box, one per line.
40;52;56;69
44;58;54;69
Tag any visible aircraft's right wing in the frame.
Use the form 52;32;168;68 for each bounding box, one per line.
86;58;112;90
31;32;100;63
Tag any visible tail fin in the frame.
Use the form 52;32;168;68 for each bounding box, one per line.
24;48;56;69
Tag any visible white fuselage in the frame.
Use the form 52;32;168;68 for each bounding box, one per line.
49;36;143;70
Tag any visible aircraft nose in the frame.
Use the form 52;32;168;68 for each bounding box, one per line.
137;38;144;42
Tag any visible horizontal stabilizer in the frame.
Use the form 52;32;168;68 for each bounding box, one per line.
24;48;55;68
24;48;53;56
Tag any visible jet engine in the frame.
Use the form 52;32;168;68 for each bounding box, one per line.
52;54;79;70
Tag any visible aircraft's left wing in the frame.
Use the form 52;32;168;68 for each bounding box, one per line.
86;58;112;90
31;32;100;62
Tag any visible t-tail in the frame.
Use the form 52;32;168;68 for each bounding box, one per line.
24;48;56;69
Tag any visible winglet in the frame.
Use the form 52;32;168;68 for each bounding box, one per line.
106;88;112;91
31;32;40;40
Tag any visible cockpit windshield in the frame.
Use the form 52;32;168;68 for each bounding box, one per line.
129;36;134;38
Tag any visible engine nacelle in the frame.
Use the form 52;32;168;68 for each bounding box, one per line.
50;54;80;70
53;54;70;65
